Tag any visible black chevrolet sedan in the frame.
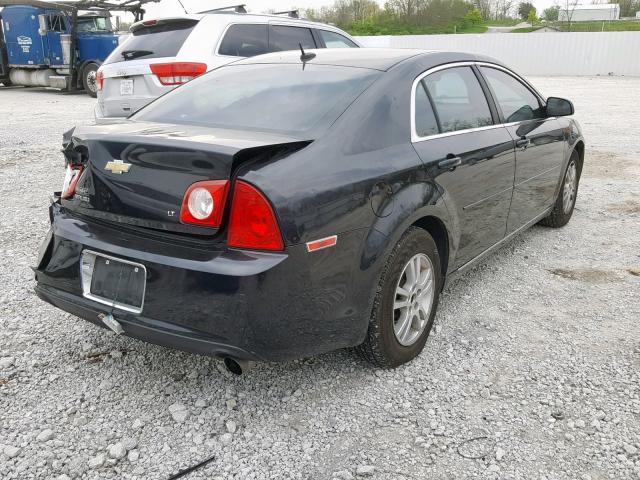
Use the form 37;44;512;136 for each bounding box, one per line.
35;49;584;371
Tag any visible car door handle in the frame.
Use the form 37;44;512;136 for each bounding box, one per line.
516;137;530;149
438;156;462;169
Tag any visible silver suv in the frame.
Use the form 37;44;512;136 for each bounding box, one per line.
95;6;360;119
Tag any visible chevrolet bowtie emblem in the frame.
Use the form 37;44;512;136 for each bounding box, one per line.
105;160;132;174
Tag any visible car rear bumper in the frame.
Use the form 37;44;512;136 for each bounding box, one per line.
35;283;262;360
95;96;154;120
35;202;371;361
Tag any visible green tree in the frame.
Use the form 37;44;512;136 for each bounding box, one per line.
542;5;560;21
464;7;484;25
518;1;535;19
527;8;538;24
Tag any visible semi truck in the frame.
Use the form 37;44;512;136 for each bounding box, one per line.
0;0;156;96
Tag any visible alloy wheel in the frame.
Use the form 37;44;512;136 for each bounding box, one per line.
393;253;435;346
563;160;577;214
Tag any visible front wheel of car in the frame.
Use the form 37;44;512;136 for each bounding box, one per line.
539;150;581;228
82;63;99;98
355;227;442;368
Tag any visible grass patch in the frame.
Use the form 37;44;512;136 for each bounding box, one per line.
554;20;640;32
510;27;539;32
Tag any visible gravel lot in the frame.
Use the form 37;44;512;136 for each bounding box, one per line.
1;76;639;480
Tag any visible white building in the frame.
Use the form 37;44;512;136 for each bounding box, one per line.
558;4;621;21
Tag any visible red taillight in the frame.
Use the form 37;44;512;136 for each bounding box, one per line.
142;19;158;26
228;181;284;252
61;164;84;199
150;62;207;86
96;67;104;91
180;180;229;227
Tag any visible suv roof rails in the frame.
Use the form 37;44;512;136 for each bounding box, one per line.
199;4;247;14
272;9;299;18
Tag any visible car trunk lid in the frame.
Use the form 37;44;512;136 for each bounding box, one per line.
62;121;310;235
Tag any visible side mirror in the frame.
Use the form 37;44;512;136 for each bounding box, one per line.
546;97;574;117
115;16;121;32
38;14;47;36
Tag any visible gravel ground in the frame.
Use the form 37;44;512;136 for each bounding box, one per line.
1;76;639;480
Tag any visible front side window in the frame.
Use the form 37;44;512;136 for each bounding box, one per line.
480;67;544;123
268;25;315;52
218;24;268;57
423;67;492;133
77;17;110;32
414;82;439;137
134;64;380;137
318;30;358;48
47;15;65;32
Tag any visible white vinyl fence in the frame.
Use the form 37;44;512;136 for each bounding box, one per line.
356;32;640;76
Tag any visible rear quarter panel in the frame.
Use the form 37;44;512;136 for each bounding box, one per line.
235;57;458;333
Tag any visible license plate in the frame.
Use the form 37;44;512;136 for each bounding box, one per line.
120;78;134;95
81;250;146;313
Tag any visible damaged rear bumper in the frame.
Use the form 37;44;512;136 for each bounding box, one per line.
34;202;370;361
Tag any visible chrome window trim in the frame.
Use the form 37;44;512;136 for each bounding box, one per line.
80;250;147;314
411;61;548;144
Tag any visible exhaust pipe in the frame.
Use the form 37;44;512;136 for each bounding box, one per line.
223;357;254;375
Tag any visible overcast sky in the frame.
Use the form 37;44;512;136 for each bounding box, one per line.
142;0;561;21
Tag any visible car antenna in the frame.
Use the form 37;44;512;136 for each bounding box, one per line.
299;43;316;64
176;0;188;13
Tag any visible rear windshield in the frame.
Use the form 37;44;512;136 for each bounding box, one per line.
104;20;197;64
133;64;380;136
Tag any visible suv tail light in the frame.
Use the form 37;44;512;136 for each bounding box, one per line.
61;164;84;199
150;62;207;86
96;67;104;91
228;181;284;252
180;180;229;227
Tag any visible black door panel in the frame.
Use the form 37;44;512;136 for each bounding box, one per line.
477;65;566;232
504;119;565;232
413;128;515;267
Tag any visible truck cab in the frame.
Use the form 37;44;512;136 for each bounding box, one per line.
0;4;120;96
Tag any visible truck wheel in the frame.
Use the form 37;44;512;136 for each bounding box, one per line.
1;77;12;87
82;63;99;97
355;227;442;368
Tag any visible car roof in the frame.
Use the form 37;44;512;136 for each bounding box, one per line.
233;48;438;72
130;11;354;33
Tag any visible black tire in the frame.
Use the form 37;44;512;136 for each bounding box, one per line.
539;150;581;228
355;227;442;368
1;77;12;87
82;63;99;98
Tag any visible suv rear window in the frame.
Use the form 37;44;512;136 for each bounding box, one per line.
104;20;198;64
218;24;268;57
133;64;380;136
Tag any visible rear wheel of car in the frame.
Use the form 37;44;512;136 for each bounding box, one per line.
82;63;99;98
539;150;581;228
355;227;442;368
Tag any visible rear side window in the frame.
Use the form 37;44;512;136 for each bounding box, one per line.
318;30;358;48
480;67;544;123
423;67;492;133
218;24;268;57
414;83;439;137
269;25;316;52
104;20;197;64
